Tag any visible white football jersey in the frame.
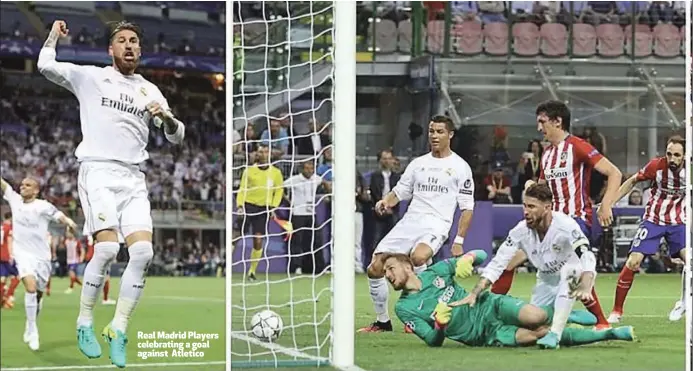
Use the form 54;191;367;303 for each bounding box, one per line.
37;48;184;164
483;212;591;282
2;187;62;261
393;152;474;232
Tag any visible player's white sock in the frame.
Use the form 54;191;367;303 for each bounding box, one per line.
112;241;153;333
77;241;119;327
25;292;38;333
550;280;575;339
369;277;390;323
414;265;426;274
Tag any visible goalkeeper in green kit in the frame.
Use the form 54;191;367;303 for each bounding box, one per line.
389;250;635;348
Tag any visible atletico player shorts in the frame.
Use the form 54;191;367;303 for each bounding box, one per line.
0;261;18;277
629;220;685;256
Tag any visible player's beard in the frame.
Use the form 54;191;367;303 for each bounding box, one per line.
668;162;681;171
114;52;138;74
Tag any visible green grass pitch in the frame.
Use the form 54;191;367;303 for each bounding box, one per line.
1;277;225;371
231;273;686;371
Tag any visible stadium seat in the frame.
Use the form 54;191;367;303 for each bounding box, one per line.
483;22;509;56
572;23;597;57
624;24;652;58
512;22;540;57
651;23;680;58
426;20;445;54
397;19;412;53
371;19;397;53
540;23;567;57
452;21;483;55
596;24;624;57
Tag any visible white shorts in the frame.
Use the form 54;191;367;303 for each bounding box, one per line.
530;263;587;306
78;161;152;238
15;255;51;291
374;216;448;256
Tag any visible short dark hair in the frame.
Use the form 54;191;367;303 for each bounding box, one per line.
535;100;571;132
377;148;393;161
667;134;685;152
524;183;553;203
3;212;10;220
109;21;143;43
430;115;455;132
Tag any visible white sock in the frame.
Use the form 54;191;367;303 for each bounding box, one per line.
414;265;427;274
77;241;119;327
368;277;389;323
550;280;575;339
25;292;37;333
680;270;686;302
112;241;153;334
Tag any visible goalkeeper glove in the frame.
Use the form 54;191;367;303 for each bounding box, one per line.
433;302;452;330
455;256;474;279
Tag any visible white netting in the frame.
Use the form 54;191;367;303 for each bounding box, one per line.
231;1;336;367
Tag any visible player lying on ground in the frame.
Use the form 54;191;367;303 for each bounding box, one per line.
38;20;185;368
63;227;84;294
607;135;687;323
0;211;20;309
492;100;621;330
387;252;634;348
461;183;607;349
359;115;476;332
1;177;78;350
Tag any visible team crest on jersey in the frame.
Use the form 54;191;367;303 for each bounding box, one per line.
433;277;445;289
445;168;454;176
560;152;568;162
140;87;148;96
463;179;472;188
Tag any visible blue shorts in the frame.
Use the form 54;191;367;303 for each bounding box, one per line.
0;261;18;277
630;221;685;256
573;217;592;242
68;263;79;272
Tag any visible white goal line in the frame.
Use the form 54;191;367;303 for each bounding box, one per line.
229;332;368;371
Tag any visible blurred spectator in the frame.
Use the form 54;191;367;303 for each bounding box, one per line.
355;170;370;274
293;119;331;156
284;161;329;275
260;119;289;159
369;149;400;248
478;1;506;23
581;1;619;25
485;162;512;204
316;147;333;182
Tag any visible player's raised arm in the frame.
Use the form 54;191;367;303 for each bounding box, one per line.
146;99;186;144
0;178;8;194
426;250;488;278
37;21;85;93
0;178;21;205
452;163;476;256
394;305;445;347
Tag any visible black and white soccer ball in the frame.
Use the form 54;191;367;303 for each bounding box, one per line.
250;310;283;342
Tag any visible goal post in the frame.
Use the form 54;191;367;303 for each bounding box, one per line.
331;0;357;369
230;1;357;369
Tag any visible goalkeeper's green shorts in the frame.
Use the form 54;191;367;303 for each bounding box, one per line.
485;293;529;347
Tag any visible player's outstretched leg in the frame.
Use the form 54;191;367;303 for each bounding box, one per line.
537;268;578;350
669;269;686;321
559;326;635;347
359;253;393;333
609;252;644;323
104;239;153;368
77;238;119;359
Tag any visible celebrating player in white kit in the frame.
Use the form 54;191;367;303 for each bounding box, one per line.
0;177;78;351
358;115;475;332
453;183;601;349
37;20;185;368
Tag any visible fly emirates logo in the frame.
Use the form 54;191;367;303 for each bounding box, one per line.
544;167;569;180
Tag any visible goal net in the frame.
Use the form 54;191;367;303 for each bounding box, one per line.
230;1;355;369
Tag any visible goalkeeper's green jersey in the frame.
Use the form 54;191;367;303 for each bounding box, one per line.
394;257;504;347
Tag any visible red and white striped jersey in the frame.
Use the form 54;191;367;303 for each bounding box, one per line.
65;237;82;264
539;135;603;224
636;157;686;225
